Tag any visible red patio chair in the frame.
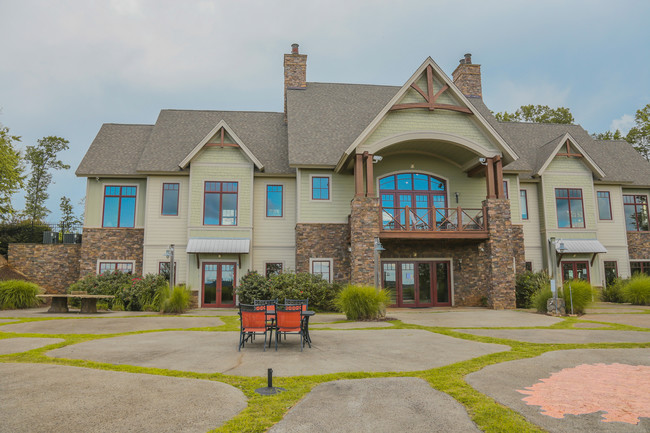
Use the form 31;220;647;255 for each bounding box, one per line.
238;304;269;351
275;304;304;351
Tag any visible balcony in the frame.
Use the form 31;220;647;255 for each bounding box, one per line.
380;206;488;239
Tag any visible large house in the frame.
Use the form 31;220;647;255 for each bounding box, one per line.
74;45;650;308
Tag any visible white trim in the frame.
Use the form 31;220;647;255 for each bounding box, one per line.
309;173;333;202
309;257;333;283
335;57;518;171
96;259;136;275
536;133;606;178
179;120;264;170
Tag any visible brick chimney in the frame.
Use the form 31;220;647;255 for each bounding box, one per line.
452;53;482;98
284;43;307;116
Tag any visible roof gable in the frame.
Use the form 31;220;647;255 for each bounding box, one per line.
536;132;605;178
335;57;518;171
179;120;264;170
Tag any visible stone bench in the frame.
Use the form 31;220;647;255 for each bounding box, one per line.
37;292;115;313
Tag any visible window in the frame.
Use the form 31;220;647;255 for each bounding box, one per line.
597;191;612;220
103;186;136;228
161;183;179;216
204;181;238;225
265;262;283;278
561;261;589;282
630;261;650;276
603;261;617;286
311;176;330;200
98;262;133;275
503;180;509;199
159;262;177;284
311;259;331;282
520;190;529;220
555;188;585;228
624;194;649;231
266;185;283;217
525;261;533;272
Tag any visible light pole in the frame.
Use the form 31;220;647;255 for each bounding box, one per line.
373;237;385;288
549;237;567;315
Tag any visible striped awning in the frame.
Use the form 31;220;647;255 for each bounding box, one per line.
186;238;250;254
555;239;607;254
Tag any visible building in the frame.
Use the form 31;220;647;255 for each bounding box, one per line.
70;45;650;308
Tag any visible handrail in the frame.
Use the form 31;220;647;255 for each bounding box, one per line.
381;206;487;232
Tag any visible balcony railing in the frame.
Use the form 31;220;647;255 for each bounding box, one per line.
380;206;488;239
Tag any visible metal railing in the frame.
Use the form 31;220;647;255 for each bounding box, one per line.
42;223;83;244
381;206;487;233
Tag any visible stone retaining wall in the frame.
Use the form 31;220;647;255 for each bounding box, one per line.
8;243;81;293
79;228;144;277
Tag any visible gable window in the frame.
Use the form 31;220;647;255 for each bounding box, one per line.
520;190;529;220
103;186;136;228
161;183;179;216
312;176;330;200
631;261;650;276
555;188;584;228
266;185;283;217
623;194;649;231
265;262;283;278
311;259;332;282
98;262;133;275
204;181;238;226
603;261;617;286
597;191;612;220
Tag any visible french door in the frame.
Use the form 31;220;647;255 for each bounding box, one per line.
382;261;451;307
202;263;236;307
561;261;589;283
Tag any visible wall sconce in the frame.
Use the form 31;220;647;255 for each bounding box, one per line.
455;192;460;204
458;258;463;272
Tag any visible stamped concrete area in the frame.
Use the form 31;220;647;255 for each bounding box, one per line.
0;363;247;433
269;378;480;433
579;313;650;328
454;329;650;344
0;316;224;334
390;309;562;327
466;349;650;432
0;337;64;355
310;321;393;329
47;329;509;376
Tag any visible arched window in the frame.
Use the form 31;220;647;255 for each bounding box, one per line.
379;173;447;230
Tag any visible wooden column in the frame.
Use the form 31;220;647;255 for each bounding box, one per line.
485;157;496;199
494;156;504;199
354;153;364;196
365;152;374;197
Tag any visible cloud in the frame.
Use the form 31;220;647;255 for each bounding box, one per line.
610;114;635;135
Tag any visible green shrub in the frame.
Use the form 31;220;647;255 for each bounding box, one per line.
236;271;340;312
562;279;597;314
161;285;191;314
622;274;650;305
68;272;168;311
515;271;550;308
0;219;50;257
601;277;628;303
531;286;553;313
0;280;43;309
335;285;390;321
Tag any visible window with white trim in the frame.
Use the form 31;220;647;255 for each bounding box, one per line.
98;262;133;275
311;259;332;282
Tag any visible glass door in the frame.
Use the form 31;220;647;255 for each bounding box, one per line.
561;261;589;283
202;263;237;307
382;261;449;307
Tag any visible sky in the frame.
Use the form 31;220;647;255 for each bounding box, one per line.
1;0;649;222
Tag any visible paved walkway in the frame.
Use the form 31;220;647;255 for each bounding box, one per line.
455;329;650;344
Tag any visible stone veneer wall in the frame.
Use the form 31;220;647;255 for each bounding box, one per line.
79;228;144;277
8;243;81;293
483;198;517;309
511;224;526;274
626;232;650;259
349;197;380;285
295;223;350;282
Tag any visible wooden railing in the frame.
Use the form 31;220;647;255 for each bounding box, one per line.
380;206;487;237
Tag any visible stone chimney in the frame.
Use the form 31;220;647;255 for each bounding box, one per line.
284;43;307;116
452;53;482;98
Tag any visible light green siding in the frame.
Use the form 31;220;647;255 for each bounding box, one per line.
373;153;486;209
504;174;520;223
84;178;147;228
361;109;500;153
520;182;544;271
253;178;296;248
143;245;187;285
298;169;355;223
193;146;251;165
595;185;628;248
143;176;189;246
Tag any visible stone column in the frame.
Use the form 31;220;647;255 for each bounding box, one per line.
350;196;381;286
483;198;517;309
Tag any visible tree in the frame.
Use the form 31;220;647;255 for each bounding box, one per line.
23;136;70;222
59;196;81;233
495;104;575;124
0;126;25;222
592;130;623;140
626;104;650;161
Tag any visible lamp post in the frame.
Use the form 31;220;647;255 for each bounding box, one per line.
549;238;567;315
373;237;385;288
